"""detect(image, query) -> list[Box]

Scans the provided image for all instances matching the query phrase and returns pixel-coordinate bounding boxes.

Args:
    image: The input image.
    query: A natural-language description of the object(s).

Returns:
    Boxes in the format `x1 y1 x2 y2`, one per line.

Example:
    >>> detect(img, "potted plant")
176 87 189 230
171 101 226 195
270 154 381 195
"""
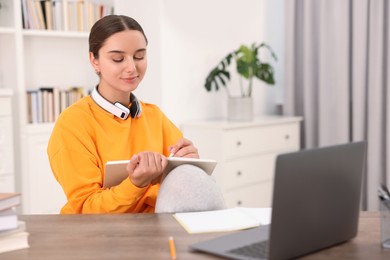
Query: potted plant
204 42 277 121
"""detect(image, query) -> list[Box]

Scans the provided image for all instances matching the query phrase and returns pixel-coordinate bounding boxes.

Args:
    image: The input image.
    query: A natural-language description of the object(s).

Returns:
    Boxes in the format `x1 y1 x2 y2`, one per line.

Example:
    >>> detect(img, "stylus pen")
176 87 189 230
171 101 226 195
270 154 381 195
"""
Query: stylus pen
169 236 177 259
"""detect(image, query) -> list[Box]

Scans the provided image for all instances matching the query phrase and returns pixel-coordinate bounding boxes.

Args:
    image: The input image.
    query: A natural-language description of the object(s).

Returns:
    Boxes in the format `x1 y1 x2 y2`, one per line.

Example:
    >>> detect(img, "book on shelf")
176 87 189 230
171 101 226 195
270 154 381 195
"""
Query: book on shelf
26 86 89 124
45 0 54 30
67 0 77 31
37 89 43 123
0 193 21 212
21 0 114 32
0 221 29 254
76 0 84 32
40 87 53 123
25 0 36 29
53 0 64 31
26 90 33 124
21 0 30 29
34 0 46 30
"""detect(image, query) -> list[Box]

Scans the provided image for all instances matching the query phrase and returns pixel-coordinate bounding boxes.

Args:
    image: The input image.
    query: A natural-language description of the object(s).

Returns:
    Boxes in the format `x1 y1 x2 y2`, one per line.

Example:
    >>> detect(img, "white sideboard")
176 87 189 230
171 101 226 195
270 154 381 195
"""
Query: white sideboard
181 116 302 208
0 89 15 192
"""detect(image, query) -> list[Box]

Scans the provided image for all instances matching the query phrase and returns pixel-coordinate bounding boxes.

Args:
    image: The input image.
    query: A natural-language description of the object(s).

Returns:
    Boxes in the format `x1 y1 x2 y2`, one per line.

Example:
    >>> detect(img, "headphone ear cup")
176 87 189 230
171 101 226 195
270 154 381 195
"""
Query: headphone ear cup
114 102 130 119
129 100 141 118
129 93 142 118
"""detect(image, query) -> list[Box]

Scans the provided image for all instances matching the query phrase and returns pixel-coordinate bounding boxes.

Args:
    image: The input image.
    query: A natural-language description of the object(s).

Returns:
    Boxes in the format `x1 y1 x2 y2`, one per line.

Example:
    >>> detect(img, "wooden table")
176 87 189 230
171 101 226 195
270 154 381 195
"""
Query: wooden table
2 211 389 259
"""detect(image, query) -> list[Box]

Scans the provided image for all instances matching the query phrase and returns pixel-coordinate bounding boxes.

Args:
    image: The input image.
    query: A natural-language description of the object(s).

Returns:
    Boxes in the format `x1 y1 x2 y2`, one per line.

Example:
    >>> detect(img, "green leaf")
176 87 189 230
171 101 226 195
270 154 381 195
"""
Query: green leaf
236 59 251 79
255 63 275 85
204 42 277 95
216 73 228 86
256 43 278 61
204 67 230 92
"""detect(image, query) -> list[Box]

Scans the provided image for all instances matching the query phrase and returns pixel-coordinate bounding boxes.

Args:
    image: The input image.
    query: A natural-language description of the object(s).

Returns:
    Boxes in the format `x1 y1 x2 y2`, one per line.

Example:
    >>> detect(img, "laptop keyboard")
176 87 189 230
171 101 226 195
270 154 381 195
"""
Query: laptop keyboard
227 240 268 259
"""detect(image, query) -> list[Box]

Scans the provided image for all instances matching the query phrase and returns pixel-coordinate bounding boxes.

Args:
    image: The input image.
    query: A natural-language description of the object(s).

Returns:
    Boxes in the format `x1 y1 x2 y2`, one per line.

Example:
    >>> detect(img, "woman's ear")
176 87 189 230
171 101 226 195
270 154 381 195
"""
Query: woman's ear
89 52 100 73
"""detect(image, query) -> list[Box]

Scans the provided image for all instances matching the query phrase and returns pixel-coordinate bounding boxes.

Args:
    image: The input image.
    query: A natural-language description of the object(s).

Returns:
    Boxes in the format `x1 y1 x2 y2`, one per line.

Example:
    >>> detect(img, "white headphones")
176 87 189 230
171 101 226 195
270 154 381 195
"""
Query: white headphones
91 86 142 120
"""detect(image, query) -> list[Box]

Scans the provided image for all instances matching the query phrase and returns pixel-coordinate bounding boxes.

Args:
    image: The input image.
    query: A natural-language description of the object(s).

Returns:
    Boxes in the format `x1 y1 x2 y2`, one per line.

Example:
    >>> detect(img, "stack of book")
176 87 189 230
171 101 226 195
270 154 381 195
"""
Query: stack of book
0 193 29 254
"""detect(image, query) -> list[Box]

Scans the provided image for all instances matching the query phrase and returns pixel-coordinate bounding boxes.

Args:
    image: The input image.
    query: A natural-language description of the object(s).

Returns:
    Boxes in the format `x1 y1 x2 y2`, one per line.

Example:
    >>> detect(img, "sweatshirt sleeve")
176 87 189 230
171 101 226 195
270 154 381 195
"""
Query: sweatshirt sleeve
49 147 156 213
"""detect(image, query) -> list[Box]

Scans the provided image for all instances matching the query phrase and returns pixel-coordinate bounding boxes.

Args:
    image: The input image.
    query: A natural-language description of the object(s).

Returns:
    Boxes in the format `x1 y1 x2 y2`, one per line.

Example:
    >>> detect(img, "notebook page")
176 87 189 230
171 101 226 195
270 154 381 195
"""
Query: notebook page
173 207 271 234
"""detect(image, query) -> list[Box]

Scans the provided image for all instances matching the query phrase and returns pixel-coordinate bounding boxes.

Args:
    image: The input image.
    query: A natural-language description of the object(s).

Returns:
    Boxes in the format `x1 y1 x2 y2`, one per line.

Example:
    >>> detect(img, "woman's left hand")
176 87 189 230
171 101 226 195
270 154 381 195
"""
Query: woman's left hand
127 151 168 187
168 138 199 158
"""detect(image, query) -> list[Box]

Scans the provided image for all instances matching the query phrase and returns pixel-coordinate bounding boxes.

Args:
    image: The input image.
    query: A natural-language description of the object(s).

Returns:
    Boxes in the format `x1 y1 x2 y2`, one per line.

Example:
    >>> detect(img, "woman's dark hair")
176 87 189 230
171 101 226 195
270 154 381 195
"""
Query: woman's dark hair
89 15 148 58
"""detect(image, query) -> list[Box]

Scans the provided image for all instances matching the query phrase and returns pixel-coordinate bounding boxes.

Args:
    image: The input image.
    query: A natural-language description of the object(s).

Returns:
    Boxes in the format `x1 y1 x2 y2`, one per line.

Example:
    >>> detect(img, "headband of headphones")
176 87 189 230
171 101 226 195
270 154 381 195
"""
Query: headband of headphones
91 86 142 120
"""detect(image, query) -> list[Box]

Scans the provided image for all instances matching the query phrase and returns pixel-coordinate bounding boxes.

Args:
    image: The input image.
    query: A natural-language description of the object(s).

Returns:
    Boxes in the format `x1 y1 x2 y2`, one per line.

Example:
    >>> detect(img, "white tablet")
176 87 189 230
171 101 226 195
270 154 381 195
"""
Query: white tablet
103 157 217 188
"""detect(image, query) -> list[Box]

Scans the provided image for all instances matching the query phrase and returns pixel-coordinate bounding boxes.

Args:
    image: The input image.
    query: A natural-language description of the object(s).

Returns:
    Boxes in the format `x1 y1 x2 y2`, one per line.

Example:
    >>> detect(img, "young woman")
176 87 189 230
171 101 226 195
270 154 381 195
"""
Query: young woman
47 15 200 214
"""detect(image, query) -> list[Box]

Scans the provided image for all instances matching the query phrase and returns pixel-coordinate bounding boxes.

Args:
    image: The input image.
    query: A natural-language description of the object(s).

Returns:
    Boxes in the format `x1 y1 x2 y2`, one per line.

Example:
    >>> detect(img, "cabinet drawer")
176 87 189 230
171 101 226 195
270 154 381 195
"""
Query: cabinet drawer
223 153 276 190
0 97 11 115
224 181 273 208
222 123 299 159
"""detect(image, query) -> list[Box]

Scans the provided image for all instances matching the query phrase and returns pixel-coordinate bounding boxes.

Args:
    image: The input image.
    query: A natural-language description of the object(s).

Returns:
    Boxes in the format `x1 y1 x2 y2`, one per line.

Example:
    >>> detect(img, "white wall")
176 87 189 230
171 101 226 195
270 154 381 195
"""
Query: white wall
115 0 284 125
114 0 163 105
263 0 285 114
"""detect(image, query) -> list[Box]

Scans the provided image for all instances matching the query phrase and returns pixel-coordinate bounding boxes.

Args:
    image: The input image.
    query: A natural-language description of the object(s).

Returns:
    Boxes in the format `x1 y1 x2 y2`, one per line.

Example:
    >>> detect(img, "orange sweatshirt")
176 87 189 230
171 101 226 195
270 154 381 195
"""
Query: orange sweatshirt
47 96 183 214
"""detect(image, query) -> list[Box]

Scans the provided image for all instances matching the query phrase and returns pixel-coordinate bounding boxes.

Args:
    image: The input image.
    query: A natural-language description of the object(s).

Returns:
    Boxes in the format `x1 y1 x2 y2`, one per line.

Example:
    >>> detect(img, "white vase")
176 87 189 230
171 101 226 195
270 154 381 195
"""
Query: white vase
227 96 253 121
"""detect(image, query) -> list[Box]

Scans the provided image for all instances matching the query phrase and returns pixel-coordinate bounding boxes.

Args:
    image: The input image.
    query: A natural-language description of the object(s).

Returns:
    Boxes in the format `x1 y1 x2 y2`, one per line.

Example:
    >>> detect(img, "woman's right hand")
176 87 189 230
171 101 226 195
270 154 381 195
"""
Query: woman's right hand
126 151 168 187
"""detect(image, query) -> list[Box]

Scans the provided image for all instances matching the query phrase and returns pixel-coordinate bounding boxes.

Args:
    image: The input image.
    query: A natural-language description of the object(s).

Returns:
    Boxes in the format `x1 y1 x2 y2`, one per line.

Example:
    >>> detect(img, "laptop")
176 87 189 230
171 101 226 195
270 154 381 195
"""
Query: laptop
190 141 366 260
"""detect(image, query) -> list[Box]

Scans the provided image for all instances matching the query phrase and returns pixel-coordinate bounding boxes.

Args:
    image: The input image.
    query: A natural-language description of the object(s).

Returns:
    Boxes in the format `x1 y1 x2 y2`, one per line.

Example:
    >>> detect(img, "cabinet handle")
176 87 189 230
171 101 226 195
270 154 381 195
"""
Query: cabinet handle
285 134 290 140
236 141 242 147
237 200 242 206
237 171 242 176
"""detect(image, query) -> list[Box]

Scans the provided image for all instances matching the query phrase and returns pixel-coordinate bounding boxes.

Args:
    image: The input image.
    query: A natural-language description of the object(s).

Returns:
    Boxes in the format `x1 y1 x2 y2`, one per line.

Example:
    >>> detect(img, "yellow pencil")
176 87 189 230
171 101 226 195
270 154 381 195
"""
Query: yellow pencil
169 236 177 260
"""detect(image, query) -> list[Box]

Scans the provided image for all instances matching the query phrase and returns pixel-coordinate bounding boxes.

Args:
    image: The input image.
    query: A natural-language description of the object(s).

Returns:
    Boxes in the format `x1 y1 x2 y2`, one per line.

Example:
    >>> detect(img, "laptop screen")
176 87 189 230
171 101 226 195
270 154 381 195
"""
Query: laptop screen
268 141 366 259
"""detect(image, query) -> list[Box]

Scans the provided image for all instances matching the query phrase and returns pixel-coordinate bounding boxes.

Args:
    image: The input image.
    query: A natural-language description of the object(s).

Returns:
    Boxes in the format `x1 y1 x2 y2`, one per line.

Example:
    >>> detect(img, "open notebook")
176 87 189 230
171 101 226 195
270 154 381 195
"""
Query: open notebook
173 207 272 234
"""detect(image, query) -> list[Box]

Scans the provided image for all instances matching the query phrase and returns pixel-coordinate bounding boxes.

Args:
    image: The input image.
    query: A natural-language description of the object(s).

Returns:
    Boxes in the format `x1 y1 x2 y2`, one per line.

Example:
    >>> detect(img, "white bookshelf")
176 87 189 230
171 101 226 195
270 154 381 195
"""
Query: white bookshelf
0 0 113 213
0 27 14 33
0 89 15 193
22 30 89 38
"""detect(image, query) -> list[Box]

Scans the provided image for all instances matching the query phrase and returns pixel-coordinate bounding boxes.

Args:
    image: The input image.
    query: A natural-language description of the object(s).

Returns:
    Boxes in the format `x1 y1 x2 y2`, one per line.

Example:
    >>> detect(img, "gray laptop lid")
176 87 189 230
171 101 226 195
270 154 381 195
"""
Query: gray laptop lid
190 141 366 260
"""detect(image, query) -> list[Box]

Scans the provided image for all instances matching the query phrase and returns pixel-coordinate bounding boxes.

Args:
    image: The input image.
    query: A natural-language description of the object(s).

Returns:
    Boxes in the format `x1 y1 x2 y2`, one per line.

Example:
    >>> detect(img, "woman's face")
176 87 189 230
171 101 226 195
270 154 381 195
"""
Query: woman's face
90 29 147 104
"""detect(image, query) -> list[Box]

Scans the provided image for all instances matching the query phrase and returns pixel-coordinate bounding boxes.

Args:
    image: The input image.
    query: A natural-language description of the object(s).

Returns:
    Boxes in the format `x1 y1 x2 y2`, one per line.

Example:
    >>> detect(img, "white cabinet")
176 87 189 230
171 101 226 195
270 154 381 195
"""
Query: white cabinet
21 125 66 214
181 116 302 208
0 89 15 192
